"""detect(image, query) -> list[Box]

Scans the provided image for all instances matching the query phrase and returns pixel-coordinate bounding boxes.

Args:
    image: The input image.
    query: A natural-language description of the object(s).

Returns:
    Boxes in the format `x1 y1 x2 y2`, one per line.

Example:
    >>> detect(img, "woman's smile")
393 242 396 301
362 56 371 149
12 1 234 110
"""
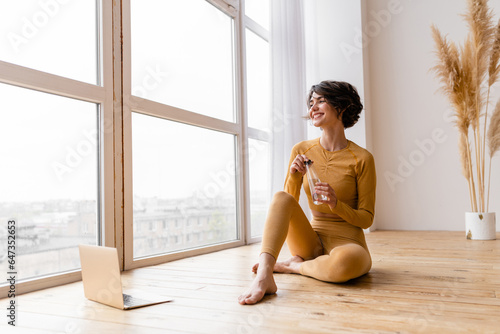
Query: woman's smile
312 112 324 120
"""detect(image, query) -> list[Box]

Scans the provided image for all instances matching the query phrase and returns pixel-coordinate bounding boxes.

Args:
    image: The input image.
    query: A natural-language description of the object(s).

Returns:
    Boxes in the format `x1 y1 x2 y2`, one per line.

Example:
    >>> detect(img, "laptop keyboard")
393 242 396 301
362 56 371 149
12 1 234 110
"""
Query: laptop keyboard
123 293 150 307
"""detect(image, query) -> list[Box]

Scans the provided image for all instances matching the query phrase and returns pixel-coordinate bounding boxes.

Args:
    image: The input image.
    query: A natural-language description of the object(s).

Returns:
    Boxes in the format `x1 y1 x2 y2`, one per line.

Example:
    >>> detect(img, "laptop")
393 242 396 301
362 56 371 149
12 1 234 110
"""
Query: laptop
78 244 172 310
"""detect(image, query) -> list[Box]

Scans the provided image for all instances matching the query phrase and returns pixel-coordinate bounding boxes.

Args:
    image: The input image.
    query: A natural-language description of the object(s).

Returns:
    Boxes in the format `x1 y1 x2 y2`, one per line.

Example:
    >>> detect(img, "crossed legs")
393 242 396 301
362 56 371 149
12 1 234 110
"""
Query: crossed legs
300 243 371 282
238 191 371 305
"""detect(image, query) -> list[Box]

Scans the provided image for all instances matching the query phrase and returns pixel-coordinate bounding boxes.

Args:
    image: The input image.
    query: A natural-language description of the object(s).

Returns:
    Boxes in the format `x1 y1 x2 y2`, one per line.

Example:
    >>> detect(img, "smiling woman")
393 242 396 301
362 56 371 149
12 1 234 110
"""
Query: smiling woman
307 81 364 130
239 80 376 305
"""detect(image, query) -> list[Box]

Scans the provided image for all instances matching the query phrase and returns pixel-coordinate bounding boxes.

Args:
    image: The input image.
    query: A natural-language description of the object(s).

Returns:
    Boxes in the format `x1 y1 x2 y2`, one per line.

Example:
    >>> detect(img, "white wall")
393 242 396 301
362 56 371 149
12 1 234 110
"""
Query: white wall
366 0 500 231
304 0 368 148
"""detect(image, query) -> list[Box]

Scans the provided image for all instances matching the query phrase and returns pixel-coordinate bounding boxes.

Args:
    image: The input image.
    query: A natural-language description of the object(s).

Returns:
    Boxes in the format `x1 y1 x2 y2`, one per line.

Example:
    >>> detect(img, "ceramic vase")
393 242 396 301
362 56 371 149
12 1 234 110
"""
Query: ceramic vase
465 212 496 240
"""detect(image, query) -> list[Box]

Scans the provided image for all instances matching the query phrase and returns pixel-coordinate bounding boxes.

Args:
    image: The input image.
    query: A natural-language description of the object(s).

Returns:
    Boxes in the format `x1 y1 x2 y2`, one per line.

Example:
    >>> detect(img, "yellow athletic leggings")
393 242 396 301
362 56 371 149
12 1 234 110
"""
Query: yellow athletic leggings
261 191 372 282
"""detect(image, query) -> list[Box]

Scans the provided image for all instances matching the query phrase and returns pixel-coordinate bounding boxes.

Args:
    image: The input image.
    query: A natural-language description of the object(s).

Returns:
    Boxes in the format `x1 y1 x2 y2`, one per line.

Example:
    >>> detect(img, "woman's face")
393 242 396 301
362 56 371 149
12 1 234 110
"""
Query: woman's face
308 92 341 128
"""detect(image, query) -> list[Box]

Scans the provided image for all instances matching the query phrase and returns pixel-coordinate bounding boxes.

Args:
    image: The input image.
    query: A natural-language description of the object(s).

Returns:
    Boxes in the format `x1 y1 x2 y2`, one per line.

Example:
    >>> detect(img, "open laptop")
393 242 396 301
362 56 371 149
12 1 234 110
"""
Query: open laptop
78 244 172 310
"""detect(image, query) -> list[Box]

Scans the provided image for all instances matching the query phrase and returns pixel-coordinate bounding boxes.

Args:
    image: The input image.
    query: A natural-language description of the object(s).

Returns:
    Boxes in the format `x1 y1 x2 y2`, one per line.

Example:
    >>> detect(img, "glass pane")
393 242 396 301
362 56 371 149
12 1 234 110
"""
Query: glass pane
0 1 99 85
132 112 238 258
245 0 269 30
248 139 271 237
131 0 235 122
246 29 270 130
0 83 99 284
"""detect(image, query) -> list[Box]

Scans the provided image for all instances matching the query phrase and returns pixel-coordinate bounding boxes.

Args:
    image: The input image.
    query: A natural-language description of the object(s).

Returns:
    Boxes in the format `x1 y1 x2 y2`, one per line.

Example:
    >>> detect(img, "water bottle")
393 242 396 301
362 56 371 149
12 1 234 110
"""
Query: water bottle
305 159 328 205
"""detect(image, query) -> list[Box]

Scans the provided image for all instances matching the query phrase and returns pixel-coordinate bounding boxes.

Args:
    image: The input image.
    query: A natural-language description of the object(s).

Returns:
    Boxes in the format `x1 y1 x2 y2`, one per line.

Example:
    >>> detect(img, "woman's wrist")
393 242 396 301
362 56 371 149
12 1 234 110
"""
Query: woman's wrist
328 198 339 213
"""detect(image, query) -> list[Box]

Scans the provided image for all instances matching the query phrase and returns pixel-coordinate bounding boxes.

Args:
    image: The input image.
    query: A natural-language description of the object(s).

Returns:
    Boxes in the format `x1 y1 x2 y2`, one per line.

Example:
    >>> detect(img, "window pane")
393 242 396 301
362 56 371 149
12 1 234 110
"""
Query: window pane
131 0 235 122
0 83 99 283
0 1 99 85
246 29 270 130
248 139 271 237
245 0 269 30
132 112 238 258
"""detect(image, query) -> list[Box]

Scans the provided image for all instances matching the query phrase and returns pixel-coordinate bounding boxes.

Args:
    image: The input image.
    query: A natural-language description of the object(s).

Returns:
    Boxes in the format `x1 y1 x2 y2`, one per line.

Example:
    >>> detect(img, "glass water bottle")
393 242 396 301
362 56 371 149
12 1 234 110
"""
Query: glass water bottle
305 159 328 205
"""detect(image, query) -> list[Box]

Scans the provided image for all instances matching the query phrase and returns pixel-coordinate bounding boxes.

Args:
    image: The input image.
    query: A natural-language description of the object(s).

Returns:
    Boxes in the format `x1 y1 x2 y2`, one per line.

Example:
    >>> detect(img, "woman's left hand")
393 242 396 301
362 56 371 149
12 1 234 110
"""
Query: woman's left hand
314 182 338 209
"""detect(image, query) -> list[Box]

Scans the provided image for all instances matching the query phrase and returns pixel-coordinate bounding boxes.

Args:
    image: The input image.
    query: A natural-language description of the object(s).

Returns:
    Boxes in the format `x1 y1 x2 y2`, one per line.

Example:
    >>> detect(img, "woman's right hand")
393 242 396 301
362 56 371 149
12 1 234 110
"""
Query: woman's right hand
290 154 310 175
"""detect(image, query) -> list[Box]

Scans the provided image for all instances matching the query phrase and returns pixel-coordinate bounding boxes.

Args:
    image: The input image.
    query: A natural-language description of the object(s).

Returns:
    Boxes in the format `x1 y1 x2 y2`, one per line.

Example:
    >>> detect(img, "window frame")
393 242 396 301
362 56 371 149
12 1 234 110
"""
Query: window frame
122 0 248 270
0 0 115 297
243 0 271 244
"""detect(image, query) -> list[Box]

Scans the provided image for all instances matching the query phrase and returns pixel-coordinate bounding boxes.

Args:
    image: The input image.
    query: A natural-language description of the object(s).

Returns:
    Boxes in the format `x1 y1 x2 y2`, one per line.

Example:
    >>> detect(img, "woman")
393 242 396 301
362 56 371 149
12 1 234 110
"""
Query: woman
238 80 376 305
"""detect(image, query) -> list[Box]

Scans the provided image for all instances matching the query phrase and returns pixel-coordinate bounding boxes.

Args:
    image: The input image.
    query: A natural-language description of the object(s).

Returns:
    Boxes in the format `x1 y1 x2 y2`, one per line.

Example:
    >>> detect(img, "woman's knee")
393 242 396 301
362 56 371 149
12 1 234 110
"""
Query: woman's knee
323 246 371 283
271 191 295 207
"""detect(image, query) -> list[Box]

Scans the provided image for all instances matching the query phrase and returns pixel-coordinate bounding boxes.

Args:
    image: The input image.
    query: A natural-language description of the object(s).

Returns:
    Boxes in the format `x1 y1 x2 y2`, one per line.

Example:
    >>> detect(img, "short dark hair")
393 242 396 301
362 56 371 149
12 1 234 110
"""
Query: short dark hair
307 81 363 129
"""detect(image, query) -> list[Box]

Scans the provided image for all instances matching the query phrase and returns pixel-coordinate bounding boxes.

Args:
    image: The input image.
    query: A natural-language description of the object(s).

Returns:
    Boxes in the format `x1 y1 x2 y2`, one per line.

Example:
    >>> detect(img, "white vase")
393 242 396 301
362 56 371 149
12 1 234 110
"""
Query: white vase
465 212 496 240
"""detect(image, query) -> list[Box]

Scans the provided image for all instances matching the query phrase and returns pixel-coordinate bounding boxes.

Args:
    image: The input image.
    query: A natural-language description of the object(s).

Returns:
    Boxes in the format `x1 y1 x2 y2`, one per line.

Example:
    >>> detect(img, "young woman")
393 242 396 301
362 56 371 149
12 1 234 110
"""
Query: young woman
238 80 376 305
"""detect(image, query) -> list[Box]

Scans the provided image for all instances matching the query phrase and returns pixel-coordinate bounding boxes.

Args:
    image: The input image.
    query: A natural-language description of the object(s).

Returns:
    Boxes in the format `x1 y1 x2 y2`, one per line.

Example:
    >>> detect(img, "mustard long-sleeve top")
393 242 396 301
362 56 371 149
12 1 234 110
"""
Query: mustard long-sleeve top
284 138 377 229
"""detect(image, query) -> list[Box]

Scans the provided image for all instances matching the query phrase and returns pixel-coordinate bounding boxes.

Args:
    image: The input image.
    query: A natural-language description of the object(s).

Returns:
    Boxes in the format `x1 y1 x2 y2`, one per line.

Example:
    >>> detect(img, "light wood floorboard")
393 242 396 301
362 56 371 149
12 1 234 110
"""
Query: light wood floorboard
1 231 499 333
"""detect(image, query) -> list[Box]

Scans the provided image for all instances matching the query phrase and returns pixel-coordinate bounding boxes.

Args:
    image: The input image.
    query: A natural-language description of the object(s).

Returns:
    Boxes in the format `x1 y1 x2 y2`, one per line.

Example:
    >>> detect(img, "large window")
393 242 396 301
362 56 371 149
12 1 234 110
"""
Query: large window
0 0 113 294
125 0 243 267
0 0 272 295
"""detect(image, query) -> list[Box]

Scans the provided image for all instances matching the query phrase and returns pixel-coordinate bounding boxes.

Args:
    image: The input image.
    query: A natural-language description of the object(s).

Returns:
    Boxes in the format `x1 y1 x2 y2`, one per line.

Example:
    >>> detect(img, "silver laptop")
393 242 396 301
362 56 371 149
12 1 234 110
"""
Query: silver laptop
78 244 172 310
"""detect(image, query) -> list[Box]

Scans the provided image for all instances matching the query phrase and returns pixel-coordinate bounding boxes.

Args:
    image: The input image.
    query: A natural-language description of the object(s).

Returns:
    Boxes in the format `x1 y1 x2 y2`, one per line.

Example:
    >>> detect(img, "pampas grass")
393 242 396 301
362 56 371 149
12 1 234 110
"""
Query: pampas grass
459 132 474 210
488 19 500 86
432 0 500 213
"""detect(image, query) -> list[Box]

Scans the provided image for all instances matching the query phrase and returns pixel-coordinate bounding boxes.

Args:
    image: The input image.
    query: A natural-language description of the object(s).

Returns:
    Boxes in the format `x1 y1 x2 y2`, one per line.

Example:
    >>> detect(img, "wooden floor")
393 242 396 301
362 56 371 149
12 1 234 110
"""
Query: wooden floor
1 231 499 333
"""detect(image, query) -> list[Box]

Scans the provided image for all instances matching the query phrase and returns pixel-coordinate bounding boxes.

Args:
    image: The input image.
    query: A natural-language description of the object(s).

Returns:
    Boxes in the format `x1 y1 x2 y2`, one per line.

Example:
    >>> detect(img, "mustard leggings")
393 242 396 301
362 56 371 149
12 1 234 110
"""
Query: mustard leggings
261 191 372 282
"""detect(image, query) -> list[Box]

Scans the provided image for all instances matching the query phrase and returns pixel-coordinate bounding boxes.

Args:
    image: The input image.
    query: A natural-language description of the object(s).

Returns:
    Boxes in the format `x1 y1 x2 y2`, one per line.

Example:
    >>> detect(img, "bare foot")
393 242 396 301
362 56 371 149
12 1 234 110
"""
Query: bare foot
238 272 277 305
252 255 304 275
274 255 304 274
239 253 278 305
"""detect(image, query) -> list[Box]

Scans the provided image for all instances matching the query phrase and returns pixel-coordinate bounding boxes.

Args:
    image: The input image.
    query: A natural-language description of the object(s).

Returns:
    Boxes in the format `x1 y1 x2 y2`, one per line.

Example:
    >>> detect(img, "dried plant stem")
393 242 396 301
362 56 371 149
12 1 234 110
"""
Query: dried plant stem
487 157 492 212
472 103 485 212
471 125 481 211
466 137 478 212
482 88 490 211
466 155 475 212
472 46 482 211
463 171 474 211
460 132 474 211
